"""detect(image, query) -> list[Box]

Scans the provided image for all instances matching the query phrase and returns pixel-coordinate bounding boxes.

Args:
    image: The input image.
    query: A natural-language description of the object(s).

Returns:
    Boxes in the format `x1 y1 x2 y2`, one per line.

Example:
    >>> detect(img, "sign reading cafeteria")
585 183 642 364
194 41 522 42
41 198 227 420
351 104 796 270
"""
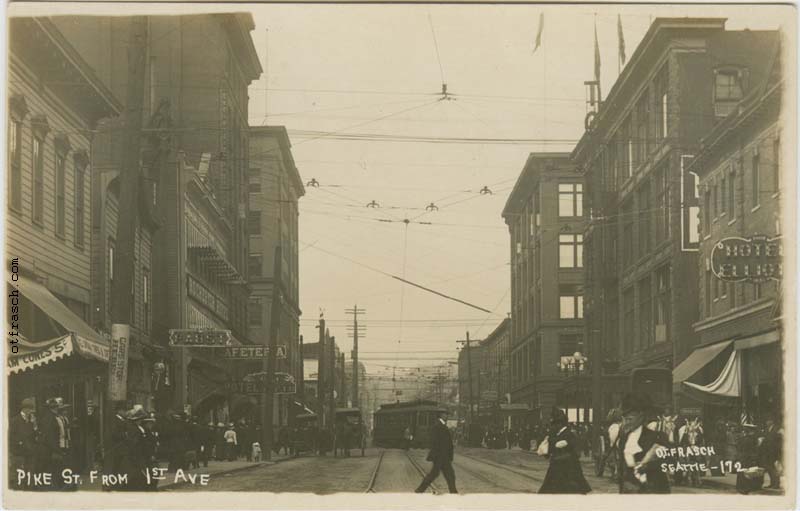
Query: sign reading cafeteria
168 328 233 347
710 235 782 282
221 345 287 359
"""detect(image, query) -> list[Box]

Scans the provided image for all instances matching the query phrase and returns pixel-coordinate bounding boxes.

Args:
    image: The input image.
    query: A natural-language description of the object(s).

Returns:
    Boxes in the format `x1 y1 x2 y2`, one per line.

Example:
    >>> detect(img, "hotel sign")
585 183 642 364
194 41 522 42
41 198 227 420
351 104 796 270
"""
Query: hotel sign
711 235 782 282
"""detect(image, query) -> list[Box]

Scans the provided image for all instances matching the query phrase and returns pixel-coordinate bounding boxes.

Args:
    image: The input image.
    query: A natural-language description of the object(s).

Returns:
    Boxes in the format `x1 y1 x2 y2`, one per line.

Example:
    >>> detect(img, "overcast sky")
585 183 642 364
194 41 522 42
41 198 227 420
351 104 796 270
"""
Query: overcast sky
239 4 789 377
12 2 791 380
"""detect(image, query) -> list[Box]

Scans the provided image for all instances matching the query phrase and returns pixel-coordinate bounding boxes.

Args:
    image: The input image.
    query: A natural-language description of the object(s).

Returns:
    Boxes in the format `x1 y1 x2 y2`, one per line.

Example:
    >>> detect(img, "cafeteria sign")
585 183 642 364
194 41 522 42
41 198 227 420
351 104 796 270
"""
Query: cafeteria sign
169 328 232 347
710 235 782 283
221 345 287 359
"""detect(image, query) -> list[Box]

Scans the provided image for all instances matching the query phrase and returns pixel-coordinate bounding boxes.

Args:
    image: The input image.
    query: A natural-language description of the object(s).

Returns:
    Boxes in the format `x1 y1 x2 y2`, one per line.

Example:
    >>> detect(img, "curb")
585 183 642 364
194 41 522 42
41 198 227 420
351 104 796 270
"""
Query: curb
159 457 296 491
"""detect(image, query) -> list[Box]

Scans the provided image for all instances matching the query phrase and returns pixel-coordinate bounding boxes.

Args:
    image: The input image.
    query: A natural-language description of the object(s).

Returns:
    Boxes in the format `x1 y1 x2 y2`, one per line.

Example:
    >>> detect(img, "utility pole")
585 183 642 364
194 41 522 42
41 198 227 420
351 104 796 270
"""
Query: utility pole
111 17 147 329
345 305 365 409
317 316 325 429
457 332 475 427
327 332 336 443
298 334 304 403
262 245 282 461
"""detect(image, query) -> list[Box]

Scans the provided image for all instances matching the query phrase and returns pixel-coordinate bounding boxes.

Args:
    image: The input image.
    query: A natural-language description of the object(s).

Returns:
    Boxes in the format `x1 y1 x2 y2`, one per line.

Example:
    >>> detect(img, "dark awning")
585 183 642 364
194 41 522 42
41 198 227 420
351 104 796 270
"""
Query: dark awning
672 340 733 383
7 274 110 367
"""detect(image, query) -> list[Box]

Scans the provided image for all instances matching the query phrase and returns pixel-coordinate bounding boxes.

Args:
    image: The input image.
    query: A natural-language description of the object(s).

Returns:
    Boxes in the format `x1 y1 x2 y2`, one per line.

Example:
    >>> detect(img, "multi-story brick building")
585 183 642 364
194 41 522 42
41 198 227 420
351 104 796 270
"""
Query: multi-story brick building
247 126 304 427
54 14 263 418
573 18 779 419
7 17 120 472
502 153 585 422
676 40 784 428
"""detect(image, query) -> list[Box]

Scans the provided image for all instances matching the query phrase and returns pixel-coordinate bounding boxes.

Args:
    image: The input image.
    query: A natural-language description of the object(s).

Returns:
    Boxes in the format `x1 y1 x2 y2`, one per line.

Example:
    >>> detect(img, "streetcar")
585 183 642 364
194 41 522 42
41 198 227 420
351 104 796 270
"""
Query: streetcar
372 400 446 448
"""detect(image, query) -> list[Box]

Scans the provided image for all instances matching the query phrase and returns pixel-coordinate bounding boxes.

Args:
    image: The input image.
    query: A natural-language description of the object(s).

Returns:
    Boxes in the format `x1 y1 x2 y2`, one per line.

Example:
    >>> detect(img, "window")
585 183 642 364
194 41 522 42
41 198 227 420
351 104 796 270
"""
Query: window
55 151 66 237
32 137 44 224
249 168 262 194
558 334 583 367
654 63 669 140
559 285 583 319
247 210 261 234
712 182 719 219
623 287 635 354
558 234 583 268
8 119 22 211
558 183 583 217
637 182 651 257
705 268 712 318
655 166 669 244
635 94 648 167
248 297 263 326
772 137 780 194
655 266 670 343
143 268 151 333
703 189 712 235
248 253 263 277
715 70 743 101
74 159 86 248
108 238 115 317
714 69 744 117
728 167 736 221
622 201 634 268
752 151 760 208
638 277 652 349
721 176 727 215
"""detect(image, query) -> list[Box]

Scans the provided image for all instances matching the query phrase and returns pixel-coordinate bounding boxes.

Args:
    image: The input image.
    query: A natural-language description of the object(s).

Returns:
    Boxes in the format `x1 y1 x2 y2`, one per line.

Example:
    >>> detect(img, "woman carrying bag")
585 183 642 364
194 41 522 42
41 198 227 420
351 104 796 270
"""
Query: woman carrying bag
537 408 592 494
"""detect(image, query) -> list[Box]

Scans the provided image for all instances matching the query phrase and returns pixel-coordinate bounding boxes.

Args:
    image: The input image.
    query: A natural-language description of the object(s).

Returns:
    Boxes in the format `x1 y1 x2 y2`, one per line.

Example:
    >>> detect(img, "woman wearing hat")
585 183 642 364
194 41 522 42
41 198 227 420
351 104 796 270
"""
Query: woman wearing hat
538 407 591 494
224 423 238 461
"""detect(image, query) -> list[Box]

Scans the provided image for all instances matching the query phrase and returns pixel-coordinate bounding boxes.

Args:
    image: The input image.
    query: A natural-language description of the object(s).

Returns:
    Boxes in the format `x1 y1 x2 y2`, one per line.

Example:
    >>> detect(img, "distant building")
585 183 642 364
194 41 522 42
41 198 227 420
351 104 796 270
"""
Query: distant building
573 18 779 419
680 41 783 424
248 126 305 428
502 153 585 422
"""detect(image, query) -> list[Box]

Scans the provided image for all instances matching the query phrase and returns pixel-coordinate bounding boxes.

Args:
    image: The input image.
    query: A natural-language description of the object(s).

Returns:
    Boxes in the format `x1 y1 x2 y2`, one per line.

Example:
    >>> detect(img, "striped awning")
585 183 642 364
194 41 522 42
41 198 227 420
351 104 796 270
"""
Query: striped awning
7 333 109 375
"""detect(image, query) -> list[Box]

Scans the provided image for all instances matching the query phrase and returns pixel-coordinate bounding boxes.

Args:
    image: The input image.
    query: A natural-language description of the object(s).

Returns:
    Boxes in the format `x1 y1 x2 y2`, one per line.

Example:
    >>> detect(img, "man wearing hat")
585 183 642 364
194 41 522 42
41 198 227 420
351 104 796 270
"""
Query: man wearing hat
9 398 38 487
38 397 70 489
123 406 150 491
415 409 457 493
617 392 670 494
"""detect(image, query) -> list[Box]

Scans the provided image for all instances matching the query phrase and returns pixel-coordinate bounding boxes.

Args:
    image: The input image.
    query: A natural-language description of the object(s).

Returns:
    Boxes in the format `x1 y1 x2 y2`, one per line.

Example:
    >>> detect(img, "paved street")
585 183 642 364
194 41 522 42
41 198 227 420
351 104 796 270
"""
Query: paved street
167 447 751 494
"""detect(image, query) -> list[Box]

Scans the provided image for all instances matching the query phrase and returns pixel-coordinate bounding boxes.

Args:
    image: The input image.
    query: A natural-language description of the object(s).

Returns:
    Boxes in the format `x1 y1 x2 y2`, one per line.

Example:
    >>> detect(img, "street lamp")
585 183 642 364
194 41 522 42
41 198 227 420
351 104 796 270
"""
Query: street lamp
556 352 590 423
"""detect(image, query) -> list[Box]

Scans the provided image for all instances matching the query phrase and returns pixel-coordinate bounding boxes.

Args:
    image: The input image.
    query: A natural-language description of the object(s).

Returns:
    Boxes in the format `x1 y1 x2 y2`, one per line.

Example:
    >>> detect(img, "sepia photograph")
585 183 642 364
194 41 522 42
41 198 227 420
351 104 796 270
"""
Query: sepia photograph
2 1 797 509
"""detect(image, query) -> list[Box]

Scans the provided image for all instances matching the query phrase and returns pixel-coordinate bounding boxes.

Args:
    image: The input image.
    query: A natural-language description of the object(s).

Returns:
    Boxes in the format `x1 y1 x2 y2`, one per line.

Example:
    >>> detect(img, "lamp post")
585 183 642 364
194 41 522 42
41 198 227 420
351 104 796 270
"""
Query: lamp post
556 352 589 423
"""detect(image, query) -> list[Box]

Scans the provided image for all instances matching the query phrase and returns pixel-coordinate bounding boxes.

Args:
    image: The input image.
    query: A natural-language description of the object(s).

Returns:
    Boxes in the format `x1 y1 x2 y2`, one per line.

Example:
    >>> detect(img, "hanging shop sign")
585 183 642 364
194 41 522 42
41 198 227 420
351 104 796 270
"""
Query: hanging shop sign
228 372 297 395
221 345 287 360
169 328 233 347
108 324 130 401
710 235 782 282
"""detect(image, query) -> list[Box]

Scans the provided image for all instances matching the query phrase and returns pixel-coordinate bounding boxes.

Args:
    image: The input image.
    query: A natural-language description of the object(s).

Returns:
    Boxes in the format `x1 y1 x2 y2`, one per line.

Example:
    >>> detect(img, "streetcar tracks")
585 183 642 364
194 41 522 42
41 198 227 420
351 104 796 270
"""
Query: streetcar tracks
364 450 385 493
456 452 541 481
405 451 440 495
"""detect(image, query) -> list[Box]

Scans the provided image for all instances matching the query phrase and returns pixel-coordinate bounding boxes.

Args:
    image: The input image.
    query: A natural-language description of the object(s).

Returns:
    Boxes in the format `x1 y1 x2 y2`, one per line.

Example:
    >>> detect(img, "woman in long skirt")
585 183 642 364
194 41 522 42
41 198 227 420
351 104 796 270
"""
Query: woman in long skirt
539 408 592 494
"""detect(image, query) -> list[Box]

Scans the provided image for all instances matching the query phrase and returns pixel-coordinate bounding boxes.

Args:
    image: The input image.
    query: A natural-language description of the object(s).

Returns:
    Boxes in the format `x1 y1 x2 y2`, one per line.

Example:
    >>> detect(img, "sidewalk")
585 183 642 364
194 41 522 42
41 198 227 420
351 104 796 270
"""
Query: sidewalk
77 453 294 491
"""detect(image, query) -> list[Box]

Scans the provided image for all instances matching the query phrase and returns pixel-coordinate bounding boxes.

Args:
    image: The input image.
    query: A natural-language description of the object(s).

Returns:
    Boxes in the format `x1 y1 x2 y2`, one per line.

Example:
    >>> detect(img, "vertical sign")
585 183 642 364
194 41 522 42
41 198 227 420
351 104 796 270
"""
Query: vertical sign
108 324 130 401
680 154 699 251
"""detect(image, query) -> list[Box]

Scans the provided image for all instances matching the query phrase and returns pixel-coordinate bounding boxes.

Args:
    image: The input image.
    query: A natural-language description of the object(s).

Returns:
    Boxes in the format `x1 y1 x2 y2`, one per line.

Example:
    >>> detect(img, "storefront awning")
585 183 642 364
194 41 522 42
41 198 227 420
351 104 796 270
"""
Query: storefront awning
7 274 110 372
7 333 109 374
683 349 741 397
672 340 733 383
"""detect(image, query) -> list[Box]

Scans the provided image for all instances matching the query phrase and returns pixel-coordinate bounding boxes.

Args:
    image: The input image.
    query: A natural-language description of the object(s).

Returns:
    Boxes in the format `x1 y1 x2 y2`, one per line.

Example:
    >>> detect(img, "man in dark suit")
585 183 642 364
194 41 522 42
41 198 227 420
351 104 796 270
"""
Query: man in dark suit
9 398 38 488
415 410 457 494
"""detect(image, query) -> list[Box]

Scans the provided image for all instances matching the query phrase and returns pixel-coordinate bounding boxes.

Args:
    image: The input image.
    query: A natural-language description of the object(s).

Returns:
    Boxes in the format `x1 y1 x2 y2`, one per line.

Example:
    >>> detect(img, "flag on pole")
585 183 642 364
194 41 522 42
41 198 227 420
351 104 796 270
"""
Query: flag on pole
618 14 627 66
594 18 601 82
533 13 544 53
